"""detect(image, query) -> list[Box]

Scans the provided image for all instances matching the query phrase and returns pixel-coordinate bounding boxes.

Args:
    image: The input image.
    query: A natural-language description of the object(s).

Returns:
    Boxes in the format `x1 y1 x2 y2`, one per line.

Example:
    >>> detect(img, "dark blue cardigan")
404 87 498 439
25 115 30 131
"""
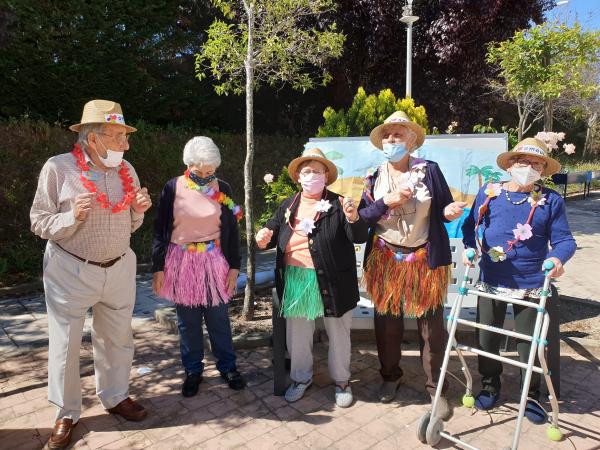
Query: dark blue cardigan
151 177 241 273
358 160 454 269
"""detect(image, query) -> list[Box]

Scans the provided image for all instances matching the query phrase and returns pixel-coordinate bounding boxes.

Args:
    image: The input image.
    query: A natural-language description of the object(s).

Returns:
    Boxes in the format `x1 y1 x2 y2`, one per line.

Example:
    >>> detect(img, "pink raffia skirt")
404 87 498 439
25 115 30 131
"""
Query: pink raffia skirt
160 240 231 307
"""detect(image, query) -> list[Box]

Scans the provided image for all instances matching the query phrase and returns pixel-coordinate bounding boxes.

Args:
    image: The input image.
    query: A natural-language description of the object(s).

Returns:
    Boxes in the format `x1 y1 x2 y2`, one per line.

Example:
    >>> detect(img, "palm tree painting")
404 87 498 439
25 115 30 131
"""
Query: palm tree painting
466 165 503 189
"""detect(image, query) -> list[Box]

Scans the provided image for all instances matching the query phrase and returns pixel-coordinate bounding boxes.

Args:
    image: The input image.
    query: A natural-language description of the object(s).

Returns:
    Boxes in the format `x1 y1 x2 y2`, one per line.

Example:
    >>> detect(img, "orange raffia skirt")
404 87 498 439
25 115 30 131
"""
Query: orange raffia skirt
363 236 451 318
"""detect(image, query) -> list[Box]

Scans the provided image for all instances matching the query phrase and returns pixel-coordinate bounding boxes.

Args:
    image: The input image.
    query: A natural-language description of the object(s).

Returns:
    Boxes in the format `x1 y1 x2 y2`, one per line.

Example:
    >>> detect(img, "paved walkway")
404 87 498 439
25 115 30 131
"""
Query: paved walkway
1 323 599 450
553 195 600 302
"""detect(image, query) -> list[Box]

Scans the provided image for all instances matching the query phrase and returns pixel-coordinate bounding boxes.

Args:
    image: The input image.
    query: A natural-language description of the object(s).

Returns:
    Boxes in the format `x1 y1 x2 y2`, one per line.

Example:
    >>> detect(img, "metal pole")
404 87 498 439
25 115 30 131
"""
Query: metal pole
400 1 418 99
406 22 412 98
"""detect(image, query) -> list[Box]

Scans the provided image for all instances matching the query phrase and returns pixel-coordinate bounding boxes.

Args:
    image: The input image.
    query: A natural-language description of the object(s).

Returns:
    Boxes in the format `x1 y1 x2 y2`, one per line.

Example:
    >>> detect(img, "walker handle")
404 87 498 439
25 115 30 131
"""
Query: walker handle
465 249 476 262
543 259 555 276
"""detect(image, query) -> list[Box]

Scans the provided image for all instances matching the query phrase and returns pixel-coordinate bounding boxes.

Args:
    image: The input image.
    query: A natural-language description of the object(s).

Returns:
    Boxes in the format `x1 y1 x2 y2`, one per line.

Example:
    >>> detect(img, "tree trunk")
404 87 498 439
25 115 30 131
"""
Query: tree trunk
543 99 553 131
584 112 598 158
242 4 255 320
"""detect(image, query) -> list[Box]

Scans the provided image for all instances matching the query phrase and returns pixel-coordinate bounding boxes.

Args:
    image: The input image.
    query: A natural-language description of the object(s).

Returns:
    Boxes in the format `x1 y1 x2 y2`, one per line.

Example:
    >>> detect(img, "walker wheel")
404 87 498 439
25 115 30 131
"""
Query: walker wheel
462 394 475 408
547 425 563 441
417 412 430 443
426 416 444 446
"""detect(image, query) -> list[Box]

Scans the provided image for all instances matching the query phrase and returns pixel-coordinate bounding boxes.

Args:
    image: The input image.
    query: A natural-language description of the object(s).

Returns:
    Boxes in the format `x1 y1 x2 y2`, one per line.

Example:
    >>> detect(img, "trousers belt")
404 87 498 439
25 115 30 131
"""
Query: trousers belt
381 240 427 255
56 244 125 268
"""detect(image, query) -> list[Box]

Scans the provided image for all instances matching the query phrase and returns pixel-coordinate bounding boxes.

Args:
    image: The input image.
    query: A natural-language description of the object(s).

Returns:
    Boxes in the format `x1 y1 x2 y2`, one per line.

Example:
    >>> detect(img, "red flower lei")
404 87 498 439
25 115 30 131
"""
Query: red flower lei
71 144 136 213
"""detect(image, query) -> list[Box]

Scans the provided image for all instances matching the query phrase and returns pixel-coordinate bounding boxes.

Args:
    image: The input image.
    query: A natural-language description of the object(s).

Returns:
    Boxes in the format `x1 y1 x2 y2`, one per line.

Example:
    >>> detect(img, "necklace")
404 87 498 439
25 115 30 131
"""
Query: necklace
286 191 327 235
71 144 135 213
504 189 529 205
184 170 243 221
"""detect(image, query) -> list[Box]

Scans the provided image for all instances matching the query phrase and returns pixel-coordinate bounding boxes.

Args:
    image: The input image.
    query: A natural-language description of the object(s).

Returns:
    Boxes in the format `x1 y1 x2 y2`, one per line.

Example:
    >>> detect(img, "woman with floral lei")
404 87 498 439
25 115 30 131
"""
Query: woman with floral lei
358 111 466 418
256 148 368 407
462 137 576 424
152 137 246 397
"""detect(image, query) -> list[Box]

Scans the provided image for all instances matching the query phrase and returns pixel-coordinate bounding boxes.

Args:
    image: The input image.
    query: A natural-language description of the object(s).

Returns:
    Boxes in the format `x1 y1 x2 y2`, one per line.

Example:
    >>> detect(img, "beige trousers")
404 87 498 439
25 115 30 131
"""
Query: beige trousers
286 310 353 385
43 241 136 422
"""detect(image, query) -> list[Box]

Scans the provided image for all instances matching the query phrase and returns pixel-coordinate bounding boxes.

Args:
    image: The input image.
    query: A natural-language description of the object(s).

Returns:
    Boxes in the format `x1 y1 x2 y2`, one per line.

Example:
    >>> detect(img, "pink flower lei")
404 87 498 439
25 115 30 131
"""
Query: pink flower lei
474 183 545 262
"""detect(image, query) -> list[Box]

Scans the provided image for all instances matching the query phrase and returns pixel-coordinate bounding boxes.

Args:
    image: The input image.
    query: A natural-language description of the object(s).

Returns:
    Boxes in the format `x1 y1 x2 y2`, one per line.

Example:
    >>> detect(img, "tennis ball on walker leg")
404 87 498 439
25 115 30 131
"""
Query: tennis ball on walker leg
462 394 475 408
546 426 562 441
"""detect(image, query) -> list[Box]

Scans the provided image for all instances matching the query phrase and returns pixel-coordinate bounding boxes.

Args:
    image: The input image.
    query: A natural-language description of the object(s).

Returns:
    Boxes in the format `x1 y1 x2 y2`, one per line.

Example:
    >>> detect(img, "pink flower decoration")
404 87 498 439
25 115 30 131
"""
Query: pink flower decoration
405 252 416 263
484 182 501 198
513 223 533 241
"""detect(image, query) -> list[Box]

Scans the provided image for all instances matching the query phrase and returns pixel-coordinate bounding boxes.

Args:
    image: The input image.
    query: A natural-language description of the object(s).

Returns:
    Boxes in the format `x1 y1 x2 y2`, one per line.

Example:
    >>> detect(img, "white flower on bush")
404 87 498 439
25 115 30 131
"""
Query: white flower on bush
263 173 274 184
535 131 560 150
563 143 576 155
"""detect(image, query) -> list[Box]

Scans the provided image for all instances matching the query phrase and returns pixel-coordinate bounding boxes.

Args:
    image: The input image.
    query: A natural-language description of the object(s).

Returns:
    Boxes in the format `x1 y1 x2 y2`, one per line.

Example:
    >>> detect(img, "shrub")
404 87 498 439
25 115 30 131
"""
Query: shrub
316 87 429 137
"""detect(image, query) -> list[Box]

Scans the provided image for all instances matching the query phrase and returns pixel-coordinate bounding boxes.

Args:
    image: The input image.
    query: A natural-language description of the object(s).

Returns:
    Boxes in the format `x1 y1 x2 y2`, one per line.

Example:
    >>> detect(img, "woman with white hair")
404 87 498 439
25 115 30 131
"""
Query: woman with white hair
358 111 466 418
152 136 246 397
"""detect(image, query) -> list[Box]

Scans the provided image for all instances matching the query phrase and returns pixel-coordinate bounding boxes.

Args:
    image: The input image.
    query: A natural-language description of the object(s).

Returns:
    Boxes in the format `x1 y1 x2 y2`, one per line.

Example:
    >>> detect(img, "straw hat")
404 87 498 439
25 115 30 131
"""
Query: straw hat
369 110 425 150
288 148 338 185
69 99 137 133
496 137 561 177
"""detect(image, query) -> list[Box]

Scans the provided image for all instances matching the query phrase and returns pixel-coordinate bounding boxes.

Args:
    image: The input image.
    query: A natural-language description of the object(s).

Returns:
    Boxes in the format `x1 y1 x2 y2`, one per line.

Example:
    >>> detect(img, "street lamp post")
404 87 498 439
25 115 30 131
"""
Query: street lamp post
400 0 419 98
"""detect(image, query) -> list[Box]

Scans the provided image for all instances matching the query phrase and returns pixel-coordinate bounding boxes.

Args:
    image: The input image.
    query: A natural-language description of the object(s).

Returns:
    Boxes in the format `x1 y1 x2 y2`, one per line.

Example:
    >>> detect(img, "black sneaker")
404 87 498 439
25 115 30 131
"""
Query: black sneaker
182 372 203 397
220 370 246 390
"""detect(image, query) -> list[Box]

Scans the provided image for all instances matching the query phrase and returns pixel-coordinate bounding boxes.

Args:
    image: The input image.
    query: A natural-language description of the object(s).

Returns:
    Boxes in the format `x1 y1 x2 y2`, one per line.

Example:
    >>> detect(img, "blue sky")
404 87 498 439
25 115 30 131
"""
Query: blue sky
546 0 600 30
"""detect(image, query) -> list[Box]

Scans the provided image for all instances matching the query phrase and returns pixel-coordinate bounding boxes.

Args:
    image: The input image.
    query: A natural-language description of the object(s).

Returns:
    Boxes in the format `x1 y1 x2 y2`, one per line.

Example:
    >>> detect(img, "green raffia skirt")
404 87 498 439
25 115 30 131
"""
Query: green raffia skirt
282 265 324 320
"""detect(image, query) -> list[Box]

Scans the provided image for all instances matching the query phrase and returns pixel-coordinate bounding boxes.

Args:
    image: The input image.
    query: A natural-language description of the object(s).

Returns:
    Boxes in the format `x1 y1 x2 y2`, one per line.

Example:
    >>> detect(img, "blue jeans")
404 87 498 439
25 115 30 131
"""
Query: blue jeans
175 303 237 375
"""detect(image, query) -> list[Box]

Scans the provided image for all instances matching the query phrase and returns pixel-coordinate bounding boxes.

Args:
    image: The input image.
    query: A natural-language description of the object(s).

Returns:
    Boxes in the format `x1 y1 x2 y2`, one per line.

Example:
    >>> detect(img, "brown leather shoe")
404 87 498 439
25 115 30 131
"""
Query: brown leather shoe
106 397 147 421
48 418 77 449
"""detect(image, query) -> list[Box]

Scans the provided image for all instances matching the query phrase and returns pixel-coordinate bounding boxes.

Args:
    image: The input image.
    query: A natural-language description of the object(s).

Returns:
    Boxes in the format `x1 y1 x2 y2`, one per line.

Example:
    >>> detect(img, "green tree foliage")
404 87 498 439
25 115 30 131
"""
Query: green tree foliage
316 87 428 137
0 0 233 128
487 22 600 133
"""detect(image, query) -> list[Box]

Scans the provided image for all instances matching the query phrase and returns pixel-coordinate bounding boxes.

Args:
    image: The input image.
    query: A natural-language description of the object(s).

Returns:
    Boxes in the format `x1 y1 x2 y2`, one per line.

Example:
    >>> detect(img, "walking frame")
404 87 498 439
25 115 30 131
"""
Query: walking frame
417 251 562 450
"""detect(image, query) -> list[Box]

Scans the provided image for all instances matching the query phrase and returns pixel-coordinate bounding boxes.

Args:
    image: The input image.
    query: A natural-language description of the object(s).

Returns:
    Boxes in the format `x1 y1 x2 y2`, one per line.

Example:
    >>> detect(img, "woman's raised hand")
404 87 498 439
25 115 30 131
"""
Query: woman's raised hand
255 227 273 249
383 186 412 209
340 196 359 222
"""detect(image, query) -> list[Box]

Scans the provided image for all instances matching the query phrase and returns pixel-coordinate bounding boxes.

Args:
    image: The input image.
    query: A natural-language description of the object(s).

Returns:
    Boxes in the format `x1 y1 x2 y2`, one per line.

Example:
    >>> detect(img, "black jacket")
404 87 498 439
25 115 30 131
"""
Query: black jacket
265 189 369 317
152 177 241 272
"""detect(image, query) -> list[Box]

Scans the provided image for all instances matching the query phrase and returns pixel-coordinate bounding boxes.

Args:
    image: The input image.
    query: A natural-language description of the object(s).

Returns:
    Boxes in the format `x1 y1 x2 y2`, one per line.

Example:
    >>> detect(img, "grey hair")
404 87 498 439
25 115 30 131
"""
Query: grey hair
77 123 105 147
183 136 221 168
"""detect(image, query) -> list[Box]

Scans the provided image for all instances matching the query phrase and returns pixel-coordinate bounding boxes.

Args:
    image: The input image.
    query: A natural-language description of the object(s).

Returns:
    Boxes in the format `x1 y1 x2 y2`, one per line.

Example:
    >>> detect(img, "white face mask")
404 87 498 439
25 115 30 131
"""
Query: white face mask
96 138 124 168
511 166 541 187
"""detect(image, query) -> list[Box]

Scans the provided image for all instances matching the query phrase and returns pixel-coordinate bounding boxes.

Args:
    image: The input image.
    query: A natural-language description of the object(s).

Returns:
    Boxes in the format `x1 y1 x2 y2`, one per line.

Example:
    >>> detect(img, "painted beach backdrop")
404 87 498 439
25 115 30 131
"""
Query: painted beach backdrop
306 134 509 238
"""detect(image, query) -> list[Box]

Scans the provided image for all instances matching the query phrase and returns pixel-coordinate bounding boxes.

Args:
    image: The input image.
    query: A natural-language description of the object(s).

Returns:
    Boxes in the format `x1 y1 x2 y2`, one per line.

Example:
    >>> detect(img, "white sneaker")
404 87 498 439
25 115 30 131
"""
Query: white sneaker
285 380 312 403
335 384 353 408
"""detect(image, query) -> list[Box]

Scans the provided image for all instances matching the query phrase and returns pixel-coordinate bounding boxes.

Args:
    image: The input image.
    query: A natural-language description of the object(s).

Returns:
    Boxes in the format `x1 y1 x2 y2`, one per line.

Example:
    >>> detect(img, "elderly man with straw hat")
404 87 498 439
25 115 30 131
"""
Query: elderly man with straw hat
256 148 368 408
462 137 575 422
358 111 466 418
30 100 152 449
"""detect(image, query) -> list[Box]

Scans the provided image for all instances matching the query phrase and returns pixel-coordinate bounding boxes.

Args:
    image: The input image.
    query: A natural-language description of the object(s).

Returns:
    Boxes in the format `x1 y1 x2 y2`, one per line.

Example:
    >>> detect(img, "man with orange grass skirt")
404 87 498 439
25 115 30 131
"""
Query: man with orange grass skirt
357 111 466 419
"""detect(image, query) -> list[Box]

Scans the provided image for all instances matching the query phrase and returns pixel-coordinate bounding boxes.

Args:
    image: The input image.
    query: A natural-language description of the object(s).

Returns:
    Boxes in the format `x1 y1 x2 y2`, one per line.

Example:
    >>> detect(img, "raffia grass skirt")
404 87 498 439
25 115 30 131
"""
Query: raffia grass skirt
363 241 451 318
282 265 324 320
160 241 230 307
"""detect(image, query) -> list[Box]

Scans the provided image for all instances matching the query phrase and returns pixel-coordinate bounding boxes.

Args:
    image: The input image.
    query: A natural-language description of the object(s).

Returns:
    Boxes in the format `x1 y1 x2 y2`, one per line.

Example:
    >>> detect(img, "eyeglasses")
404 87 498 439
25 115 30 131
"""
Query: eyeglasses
299 169 326 176
513 158 546 171
97 132 130 143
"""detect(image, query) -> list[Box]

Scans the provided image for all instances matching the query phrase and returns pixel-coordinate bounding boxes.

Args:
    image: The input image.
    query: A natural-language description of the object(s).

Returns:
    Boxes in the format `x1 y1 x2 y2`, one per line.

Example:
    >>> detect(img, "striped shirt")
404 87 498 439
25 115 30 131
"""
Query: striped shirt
30 149 144 262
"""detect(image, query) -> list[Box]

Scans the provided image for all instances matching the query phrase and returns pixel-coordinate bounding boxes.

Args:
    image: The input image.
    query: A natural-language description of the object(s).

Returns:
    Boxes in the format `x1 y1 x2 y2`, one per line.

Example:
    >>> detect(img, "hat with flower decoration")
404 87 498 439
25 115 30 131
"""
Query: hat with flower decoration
496 137 560 177
69 99 137 133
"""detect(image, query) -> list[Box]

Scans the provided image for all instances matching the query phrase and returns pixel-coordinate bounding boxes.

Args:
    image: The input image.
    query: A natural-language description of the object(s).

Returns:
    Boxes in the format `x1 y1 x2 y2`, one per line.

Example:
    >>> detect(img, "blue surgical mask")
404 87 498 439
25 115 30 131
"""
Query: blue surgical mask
189 171 216 186
382 142 408 162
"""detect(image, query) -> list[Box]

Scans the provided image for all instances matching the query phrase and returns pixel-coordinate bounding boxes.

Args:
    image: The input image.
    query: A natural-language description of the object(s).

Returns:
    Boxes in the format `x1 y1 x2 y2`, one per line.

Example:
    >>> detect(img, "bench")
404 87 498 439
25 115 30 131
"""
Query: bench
551 171 591 200
271 238 559 397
